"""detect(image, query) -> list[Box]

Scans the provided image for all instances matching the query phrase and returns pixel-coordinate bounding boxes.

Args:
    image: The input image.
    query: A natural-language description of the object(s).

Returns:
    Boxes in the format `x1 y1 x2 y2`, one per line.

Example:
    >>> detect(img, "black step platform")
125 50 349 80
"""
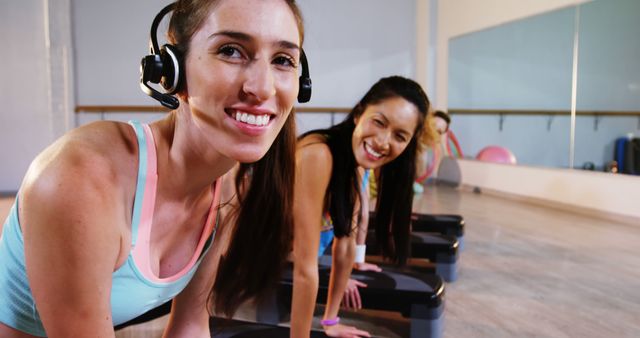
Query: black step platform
115 301 330 338
411 213 465 250
210 317 329 338
366 230 459 282
369 211 465 249
114 301 172 330
262 261 445 338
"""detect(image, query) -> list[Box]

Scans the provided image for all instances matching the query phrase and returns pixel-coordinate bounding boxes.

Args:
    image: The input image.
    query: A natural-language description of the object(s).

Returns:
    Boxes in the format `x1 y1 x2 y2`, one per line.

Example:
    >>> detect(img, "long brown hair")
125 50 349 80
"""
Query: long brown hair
213 115 296 316
167 0 304 316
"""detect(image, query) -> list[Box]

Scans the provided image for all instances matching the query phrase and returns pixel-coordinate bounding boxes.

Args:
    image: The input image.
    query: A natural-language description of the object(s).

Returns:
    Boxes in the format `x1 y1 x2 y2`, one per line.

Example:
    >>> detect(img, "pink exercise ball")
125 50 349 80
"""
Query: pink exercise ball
476 146 517 164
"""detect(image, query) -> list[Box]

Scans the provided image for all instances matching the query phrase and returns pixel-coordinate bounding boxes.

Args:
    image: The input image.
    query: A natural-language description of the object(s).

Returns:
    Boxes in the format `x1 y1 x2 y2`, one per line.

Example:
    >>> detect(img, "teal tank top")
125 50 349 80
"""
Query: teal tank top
0 121 219 336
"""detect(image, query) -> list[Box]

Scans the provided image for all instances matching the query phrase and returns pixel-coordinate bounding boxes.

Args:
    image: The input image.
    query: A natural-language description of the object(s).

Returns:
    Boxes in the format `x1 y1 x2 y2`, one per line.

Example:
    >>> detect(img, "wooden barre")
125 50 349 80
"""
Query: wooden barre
448 108 640 116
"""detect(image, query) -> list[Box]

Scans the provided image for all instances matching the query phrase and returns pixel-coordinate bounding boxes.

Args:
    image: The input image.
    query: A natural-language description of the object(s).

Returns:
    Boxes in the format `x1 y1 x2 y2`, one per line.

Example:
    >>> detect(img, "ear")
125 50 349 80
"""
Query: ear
353 109 363 124
352 103 364 125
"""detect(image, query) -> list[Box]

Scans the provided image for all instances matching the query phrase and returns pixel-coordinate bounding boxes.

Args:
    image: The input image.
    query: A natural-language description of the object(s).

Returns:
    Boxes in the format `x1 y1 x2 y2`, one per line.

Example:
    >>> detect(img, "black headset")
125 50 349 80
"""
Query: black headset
140 2 312 110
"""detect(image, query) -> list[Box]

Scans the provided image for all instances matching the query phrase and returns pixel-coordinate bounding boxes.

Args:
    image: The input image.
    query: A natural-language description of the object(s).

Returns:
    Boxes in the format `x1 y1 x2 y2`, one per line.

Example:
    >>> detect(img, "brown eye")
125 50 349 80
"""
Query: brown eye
218 45 243 59
273 55 295 68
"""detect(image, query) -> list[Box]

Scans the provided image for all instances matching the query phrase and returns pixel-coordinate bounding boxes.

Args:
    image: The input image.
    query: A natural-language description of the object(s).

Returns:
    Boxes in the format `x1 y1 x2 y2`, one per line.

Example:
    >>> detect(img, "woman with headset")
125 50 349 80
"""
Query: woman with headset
291 76 435 338
0 0 309 337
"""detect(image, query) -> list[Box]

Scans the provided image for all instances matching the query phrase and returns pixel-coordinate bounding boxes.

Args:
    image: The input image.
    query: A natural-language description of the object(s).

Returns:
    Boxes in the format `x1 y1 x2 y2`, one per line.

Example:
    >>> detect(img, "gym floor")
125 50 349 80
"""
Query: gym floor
1 185 638 337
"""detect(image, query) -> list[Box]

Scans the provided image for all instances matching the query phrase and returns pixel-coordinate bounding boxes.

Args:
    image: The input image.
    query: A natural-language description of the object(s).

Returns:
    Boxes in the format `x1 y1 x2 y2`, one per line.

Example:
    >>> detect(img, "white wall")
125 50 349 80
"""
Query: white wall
297 0 416 107
72 0 173 106
1 1 48 192
0 0 73 192
72 0 417 108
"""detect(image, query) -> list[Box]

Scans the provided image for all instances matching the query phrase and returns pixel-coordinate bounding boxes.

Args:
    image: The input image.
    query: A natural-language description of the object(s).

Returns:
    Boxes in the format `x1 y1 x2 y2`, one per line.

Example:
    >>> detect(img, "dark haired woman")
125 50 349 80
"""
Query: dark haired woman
0 0 306 337
291 76 435 338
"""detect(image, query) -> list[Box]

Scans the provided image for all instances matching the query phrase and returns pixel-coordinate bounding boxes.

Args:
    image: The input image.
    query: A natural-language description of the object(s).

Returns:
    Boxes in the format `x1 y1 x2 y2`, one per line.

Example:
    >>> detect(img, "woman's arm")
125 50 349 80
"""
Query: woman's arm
324 233 356 317
162 212 232 338
322 200 370 337
290 142 333 338
22 143 124 338
162 171 237 338
353 169 380 273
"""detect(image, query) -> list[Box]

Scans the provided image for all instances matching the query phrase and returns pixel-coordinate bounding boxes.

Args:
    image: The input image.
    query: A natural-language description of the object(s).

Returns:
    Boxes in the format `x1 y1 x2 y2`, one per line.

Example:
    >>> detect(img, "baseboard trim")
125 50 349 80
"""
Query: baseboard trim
0 191 17 198
460 183 640 225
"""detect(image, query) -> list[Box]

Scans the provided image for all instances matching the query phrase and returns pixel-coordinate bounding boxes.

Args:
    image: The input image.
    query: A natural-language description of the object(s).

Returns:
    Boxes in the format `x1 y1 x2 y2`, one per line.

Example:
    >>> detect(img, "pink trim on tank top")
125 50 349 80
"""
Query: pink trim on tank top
132 124 222 283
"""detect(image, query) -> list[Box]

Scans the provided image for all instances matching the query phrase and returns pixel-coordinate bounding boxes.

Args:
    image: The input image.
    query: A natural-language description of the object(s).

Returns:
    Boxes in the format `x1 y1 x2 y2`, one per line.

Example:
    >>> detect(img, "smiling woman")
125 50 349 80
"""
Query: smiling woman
0 0 308 337
291 76 433 338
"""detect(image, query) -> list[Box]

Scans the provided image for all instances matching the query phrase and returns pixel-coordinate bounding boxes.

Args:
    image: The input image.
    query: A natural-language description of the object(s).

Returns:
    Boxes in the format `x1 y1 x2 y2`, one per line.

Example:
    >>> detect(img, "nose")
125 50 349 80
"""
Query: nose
242 58 276 102
375 130 391 151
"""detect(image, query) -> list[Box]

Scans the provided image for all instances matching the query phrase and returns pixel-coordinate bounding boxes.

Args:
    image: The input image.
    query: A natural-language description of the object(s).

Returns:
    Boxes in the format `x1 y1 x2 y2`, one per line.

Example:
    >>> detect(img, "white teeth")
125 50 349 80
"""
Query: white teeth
247 114 256 125
234 111 270 126
365 143 382 158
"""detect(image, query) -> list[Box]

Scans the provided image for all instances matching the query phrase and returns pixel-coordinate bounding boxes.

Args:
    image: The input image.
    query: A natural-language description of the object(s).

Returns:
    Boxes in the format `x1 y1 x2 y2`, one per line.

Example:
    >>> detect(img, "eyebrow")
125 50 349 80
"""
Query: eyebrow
209 30 300 51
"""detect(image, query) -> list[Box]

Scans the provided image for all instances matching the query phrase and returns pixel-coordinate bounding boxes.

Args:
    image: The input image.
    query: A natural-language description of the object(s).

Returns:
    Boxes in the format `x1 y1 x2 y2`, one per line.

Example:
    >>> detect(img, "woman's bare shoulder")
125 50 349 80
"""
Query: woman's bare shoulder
297 133 332 163
297 133 328 148
20 121 140 222
18 121 140 268
296 134 333 184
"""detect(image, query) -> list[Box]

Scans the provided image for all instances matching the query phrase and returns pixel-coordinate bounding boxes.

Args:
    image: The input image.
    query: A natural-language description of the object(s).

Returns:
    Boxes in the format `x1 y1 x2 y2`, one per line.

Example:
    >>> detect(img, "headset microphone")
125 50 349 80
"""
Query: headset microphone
140 2 312 109
139 3 181 109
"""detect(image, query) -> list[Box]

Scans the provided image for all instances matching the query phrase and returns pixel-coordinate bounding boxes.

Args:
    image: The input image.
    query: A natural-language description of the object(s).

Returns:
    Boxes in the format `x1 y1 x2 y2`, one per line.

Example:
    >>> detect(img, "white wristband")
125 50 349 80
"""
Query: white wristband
354 244 366 263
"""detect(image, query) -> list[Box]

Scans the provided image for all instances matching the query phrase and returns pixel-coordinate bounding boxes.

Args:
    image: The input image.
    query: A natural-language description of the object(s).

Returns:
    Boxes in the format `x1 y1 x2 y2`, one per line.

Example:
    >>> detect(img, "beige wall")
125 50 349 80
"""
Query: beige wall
456 159 640 219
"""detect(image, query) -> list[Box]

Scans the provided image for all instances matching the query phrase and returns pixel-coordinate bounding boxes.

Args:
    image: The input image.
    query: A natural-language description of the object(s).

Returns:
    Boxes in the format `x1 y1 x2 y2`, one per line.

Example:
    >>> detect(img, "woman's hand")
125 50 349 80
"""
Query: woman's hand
323 323 371 338
341 278 366 310
353 262 382 272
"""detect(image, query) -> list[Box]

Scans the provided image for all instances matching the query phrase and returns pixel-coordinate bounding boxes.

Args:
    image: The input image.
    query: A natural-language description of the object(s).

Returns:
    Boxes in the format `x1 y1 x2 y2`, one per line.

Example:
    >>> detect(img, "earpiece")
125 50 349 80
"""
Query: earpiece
297 49 312 103
140 2 312 108
140 3 182 109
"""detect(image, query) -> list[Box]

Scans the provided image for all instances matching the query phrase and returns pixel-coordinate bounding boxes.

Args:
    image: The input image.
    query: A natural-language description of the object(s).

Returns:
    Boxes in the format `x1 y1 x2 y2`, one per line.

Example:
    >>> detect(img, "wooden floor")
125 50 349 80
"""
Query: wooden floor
416 185 640 338
2 185 639 337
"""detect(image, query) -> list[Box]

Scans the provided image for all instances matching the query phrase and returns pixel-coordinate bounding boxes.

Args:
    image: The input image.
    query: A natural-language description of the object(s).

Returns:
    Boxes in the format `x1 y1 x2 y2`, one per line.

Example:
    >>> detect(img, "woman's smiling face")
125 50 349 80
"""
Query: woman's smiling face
351 96 419 169
182 0 301 163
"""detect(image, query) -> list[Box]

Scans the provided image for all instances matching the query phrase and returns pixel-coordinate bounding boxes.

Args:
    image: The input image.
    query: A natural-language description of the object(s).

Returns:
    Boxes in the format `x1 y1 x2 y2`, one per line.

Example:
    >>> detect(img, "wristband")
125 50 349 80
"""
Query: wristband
354 244 366 263
321 317 340 326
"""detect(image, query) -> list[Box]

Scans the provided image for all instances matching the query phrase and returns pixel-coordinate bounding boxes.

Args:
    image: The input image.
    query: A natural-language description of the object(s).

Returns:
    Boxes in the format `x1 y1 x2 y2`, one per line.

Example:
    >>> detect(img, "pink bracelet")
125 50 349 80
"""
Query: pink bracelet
320 317 340 326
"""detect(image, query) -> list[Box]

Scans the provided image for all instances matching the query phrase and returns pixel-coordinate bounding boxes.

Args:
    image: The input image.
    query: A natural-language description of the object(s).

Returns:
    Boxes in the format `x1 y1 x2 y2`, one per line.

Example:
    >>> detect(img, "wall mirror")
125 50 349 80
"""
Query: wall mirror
447 0 640 173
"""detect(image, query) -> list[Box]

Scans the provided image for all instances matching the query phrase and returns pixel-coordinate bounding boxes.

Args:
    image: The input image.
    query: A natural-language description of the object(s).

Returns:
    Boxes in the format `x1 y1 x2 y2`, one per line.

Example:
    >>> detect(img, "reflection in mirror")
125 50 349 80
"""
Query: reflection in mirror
447 7 576 168
447 0 640 173
574 0 640 174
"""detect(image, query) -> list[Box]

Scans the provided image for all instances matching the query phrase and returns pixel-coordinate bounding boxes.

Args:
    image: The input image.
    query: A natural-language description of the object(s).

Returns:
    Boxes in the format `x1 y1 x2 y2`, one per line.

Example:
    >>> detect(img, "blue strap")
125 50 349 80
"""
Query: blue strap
361 169 370 192
128 120 148 246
